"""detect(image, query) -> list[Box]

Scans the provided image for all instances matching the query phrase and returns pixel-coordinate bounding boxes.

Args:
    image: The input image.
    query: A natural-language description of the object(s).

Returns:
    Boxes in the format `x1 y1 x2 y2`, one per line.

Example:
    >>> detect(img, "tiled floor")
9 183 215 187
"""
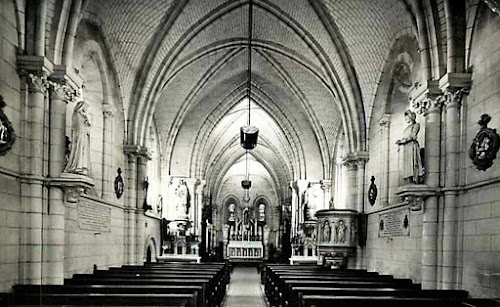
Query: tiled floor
223 267 267 307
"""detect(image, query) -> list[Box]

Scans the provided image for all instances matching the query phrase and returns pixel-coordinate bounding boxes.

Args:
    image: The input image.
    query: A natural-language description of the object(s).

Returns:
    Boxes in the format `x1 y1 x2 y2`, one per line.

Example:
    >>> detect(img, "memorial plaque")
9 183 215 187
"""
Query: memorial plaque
378 207 410 237
78 199 111 232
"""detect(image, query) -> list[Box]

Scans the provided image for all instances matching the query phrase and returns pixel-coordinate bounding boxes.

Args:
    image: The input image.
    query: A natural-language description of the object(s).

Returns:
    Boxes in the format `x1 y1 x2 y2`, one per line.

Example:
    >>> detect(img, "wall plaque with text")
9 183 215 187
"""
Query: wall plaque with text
378 207 410 237
78 200 111 232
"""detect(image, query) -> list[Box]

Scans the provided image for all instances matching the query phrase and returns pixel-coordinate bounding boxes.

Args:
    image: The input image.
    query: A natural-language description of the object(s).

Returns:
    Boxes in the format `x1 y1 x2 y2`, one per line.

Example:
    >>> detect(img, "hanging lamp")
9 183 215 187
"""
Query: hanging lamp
240 0 259 151
241 0 258 194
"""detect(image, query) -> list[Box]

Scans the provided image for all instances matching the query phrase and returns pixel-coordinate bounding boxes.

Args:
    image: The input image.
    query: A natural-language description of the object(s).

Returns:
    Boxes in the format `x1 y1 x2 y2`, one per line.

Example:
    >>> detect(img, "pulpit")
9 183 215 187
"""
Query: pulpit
315 209 358 269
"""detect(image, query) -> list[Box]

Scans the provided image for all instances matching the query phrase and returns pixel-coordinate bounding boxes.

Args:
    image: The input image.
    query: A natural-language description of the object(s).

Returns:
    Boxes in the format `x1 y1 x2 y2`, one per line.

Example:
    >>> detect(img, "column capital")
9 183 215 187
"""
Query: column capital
443 87 470 109
28 72 49 94
320 179 332 190
379 114 391 127
439 73 472 109
296 179 309 194
103 104 115 118
342 151 368 168
409 80 443 115
48 80 77 102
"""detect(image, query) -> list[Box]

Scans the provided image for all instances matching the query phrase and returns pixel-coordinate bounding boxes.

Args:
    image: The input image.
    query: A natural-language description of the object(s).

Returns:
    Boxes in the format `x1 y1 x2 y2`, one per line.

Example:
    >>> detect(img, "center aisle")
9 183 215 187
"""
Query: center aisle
222 266 267 307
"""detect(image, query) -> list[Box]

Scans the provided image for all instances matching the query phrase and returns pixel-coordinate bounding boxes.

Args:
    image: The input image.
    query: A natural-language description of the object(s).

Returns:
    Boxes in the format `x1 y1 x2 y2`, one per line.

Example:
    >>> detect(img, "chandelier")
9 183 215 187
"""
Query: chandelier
240 0 258 197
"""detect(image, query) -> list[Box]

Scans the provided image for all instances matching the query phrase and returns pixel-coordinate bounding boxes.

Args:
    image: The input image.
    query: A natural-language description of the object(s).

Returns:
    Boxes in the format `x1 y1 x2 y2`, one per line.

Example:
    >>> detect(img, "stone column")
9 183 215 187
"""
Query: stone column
136 151 150 263
441 80 470 289
289 181 298 238
412 85 443 289
101 105 114 199
320 180 332 211
19 73 49 284
184 178 198 235
125 150 138 264
342 159 358 211
44 81 69 284
355 158 367 213
195 180 206 238
379 114 391 206
296 180 309 225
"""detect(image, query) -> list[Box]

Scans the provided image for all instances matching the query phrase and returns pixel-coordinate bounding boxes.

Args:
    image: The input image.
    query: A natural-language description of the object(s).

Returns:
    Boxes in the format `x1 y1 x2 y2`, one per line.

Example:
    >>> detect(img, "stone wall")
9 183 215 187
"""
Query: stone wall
459 5 500 298
0 0 22 292
64 196 126 277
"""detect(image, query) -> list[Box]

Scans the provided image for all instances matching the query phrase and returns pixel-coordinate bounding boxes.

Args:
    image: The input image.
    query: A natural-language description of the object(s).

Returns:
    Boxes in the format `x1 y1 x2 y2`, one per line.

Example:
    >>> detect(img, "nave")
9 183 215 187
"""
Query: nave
0 0 499 305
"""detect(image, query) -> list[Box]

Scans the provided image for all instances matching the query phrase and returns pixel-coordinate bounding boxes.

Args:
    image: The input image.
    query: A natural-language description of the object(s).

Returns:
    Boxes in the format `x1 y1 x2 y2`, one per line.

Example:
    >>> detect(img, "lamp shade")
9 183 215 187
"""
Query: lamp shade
240 125 259 150
241 179 252 189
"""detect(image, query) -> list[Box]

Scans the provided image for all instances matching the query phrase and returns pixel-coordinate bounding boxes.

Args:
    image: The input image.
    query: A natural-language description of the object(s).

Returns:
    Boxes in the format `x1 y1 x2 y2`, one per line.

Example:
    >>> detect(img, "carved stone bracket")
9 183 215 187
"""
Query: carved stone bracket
49 172 95 203
396 184 436 212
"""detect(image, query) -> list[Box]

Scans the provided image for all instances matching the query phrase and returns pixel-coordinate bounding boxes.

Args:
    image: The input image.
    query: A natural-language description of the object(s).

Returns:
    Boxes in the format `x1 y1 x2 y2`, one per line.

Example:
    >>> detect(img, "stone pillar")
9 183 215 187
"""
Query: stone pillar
296 180 309 225
355 158 367 213
44 81 69 284
101 105 114 199
342 159 358 211
195 180 206 238
136 153 148 263
19 72 49 284
440 74 470 289
379 114 391 206
320 180 332 211
412 83 443 289
289 181 298 238
125 149 138 264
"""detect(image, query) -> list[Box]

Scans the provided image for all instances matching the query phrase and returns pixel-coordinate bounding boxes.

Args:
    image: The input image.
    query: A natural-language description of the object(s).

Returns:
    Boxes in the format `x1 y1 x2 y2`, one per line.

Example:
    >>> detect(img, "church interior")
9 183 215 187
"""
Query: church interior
0 0 499 306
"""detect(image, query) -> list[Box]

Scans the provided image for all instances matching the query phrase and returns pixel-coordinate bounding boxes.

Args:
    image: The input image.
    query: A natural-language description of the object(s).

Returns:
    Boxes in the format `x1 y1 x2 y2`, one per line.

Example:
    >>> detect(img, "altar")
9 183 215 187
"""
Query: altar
223 205 268 262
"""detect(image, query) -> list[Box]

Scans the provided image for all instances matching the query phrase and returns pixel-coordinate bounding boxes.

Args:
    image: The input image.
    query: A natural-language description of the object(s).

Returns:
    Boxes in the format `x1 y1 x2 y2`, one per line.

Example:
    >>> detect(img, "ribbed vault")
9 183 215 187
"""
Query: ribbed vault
78 0 417 204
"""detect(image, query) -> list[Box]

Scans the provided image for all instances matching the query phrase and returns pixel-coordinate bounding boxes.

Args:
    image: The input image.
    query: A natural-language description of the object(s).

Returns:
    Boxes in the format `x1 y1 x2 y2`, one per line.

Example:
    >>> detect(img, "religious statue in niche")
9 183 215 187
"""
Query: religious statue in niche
396 110 424 184
156 195 163 217
228 203 236 222
64 94 91 176
334 219 347 244
469 114 500 171
143 177 152 210
114 167 124 199
175 180 189 218
302 183 316 221
368 176 378 206
322 220 331 243
0 95 15 155
258 203 266 223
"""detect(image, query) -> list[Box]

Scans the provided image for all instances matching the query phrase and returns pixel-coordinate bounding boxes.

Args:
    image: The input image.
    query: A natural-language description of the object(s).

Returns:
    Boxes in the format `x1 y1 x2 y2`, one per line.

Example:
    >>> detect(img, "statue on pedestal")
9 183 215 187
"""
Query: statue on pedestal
396 110 424 184
175 180 189 219
258 203 265 223
64 97 91 176
228 203 235 222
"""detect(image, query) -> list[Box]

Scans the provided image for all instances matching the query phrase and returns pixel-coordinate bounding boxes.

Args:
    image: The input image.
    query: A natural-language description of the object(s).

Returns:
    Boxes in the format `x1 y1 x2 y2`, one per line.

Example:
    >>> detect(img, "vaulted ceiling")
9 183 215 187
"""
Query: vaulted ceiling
78 0 416 202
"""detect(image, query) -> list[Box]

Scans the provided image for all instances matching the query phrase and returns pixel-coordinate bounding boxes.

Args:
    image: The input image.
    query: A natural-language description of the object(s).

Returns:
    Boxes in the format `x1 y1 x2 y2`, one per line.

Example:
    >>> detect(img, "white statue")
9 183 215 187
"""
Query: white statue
228 203 235 222
258 203 265 222
175 180 189 218
396 110 424 184
64 99 91 176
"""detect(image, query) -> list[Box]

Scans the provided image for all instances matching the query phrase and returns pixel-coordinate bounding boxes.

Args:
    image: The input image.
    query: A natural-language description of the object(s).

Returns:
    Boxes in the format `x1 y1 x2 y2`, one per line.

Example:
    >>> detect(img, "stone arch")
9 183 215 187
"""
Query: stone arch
143 236 157 263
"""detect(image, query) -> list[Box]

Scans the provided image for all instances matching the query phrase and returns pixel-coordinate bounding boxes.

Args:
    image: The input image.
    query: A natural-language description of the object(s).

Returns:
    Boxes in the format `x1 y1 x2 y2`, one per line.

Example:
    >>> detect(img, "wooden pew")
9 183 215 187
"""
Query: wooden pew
65 277 212 306
291 287 468 307
9 292 195 306
73 271 223 304
13 284 204 307
299 295 466 307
